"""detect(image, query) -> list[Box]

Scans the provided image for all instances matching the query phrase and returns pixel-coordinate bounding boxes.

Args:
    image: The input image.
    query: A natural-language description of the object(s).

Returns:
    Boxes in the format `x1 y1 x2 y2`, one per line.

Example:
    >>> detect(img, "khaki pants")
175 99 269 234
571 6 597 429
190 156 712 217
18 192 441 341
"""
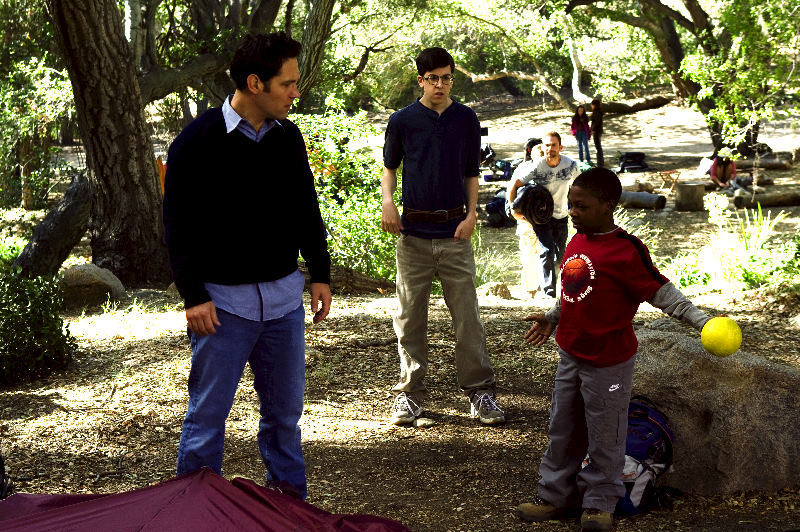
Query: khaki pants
516 220 540 293
392 234 495 403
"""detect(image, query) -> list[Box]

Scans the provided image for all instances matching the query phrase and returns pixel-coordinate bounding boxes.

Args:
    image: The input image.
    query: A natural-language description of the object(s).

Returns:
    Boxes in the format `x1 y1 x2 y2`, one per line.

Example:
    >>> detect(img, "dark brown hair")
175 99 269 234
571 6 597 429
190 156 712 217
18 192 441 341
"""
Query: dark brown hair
229 32 302 90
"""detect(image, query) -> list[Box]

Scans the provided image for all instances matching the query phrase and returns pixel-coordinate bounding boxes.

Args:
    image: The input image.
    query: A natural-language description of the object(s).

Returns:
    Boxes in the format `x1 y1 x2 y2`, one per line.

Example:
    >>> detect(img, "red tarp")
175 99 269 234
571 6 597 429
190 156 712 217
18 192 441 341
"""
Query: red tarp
0 468 410 532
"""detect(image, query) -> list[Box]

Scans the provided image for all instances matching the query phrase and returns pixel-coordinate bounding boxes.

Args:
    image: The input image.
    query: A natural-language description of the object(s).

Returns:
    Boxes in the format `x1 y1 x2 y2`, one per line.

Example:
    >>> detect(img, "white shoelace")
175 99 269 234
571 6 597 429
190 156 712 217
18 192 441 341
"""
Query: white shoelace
395 394 421 416
475 393 504 414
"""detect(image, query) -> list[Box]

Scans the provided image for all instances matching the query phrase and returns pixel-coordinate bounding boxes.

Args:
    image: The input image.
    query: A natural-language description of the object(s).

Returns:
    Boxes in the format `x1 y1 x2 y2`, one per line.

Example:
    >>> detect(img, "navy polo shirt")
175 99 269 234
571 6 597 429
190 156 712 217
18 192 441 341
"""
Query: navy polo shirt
383 99 481 239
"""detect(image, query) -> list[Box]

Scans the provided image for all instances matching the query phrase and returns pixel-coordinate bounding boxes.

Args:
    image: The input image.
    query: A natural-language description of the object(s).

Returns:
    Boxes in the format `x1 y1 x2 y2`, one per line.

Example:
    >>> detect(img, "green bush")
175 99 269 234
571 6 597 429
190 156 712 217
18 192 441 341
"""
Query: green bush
320 189 397 281
292 102 397 280
0 56 74 208
0 234 26 271
665 193 795 292
0 270 75 386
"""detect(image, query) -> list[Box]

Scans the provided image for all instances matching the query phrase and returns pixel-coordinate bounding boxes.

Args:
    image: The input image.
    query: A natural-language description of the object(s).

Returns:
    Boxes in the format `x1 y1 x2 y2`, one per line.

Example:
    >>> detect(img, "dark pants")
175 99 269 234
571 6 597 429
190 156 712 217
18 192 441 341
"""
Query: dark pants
593 132 604 167
532 216 569 297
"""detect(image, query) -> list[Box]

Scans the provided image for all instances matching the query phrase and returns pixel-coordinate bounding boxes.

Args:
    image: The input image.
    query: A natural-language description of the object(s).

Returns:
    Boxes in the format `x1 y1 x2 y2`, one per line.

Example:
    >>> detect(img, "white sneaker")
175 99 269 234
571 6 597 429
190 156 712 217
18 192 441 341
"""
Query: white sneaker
470 393 505 425
391 393 422 425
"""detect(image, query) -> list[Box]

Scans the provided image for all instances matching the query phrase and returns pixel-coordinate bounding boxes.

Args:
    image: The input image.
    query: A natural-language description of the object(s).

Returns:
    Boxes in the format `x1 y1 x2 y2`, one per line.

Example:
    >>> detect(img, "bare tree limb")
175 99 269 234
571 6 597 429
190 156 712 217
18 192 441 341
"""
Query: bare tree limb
342 43 393 83
453 10 574 110
138 53 230 104
568 40 592 103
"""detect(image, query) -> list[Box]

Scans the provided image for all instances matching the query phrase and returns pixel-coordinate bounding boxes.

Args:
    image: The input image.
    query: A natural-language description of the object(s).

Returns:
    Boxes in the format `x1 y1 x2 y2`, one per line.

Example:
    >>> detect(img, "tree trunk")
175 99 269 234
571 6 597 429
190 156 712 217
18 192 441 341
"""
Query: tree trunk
568 40 592 103
124 0 144 70
497 76 524 97
46 0 170 286
674 182 706 211
297 0 337 102
13 174 91 278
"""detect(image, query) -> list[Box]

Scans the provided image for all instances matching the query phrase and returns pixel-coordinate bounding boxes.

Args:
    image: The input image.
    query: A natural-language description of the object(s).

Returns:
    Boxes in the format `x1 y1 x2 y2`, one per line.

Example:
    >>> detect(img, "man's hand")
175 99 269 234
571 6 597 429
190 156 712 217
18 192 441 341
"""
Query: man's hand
512 210 526 221
381 201 403 234
310 282 332 324
454 211 477 240
186 301 221 336
523 313 555 346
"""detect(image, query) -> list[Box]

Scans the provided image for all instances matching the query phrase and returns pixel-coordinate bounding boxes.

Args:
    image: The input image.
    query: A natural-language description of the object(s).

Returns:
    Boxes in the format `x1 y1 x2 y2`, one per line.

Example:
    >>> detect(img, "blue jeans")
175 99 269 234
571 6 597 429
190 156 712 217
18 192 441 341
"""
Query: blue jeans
576 131 591 163
177 305 307 498
532 217 569 297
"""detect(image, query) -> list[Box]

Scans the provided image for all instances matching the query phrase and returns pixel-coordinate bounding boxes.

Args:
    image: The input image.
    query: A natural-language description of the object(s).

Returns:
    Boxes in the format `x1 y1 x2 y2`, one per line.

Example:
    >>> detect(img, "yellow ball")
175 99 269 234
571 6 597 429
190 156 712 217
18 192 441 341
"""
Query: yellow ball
701 317 742 357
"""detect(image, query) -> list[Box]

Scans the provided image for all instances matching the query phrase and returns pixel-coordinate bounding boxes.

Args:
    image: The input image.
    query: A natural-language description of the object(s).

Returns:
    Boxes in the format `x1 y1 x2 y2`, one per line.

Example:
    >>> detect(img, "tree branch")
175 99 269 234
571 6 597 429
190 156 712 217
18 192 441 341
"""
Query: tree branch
138 53 230 104
342 43 393 83
638 0 696 33
248 0 281 33
453 10 574 110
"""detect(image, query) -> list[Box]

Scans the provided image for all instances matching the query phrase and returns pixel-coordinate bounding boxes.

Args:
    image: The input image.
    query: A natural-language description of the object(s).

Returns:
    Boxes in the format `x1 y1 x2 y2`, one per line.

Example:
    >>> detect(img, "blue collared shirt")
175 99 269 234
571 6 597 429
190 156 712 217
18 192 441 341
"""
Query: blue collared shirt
204 96 305 322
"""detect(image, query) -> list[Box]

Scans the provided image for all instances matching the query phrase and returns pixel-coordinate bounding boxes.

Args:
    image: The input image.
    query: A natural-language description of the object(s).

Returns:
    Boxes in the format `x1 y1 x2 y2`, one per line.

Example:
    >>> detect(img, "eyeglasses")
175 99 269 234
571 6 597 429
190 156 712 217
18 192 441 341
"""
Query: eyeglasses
422 74 455 85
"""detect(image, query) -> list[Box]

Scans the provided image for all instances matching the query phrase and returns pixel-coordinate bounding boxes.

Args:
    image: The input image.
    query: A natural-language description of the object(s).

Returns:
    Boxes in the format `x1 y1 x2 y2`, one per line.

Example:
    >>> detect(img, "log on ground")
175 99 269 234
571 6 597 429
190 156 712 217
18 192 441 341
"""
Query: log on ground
299 263 396 295
619 190 666 209
734 191 800 209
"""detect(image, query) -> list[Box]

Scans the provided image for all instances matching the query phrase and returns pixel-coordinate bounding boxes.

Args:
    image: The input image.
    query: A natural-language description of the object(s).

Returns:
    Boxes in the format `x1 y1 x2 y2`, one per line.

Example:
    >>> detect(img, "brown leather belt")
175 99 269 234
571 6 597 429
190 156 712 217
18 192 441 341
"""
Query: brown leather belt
403 205 466 223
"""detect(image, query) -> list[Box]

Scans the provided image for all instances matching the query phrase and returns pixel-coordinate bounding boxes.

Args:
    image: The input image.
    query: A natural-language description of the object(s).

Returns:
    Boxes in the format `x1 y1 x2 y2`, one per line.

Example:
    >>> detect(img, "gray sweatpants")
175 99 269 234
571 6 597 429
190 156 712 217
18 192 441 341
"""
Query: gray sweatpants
537 348 635 513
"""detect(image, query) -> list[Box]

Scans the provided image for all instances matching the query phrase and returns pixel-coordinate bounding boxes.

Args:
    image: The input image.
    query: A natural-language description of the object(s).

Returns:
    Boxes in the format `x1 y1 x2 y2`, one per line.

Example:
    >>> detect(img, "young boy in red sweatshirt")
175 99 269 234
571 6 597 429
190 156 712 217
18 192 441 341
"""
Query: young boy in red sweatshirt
515 167 710 531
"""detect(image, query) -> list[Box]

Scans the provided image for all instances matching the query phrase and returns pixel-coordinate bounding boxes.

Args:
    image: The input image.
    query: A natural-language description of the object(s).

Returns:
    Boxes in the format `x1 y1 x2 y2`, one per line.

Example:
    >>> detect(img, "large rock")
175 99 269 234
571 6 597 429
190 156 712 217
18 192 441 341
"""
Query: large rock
60 264 126 309
477 282 512 299
633 328 800 495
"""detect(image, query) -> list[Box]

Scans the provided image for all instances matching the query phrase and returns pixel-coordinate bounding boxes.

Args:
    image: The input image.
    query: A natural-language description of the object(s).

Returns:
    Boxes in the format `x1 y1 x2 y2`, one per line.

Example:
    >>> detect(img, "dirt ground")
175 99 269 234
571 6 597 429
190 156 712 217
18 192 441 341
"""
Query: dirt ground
2 101 800 531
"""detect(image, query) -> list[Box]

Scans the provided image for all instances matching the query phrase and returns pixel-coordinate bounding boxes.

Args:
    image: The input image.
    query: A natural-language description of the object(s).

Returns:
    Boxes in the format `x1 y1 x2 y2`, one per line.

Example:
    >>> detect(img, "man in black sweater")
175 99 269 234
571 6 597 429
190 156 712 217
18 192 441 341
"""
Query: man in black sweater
163 32 331 499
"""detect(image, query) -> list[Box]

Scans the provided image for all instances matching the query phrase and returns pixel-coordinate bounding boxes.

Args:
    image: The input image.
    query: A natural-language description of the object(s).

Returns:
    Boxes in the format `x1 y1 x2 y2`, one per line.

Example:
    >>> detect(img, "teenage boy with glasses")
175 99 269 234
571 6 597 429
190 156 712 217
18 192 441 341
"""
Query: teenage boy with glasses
380 47 504 426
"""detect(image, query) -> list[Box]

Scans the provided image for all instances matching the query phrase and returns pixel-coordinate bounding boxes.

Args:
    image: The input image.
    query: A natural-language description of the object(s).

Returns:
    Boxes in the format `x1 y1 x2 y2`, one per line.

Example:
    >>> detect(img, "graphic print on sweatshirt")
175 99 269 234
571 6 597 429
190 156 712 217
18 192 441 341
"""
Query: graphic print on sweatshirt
526 159 577 186
560 253 596 303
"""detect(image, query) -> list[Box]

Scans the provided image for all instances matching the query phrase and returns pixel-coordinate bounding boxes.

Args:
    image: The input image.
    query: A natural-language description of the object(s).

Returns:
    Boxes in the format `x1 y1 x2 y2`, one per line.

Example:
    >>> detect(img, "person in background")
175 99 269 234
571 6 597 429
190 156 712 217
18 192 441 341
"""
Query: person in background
590 100 604 167
571 105 592 165
507 132 579 298
510 138 544 299
709 150 737 189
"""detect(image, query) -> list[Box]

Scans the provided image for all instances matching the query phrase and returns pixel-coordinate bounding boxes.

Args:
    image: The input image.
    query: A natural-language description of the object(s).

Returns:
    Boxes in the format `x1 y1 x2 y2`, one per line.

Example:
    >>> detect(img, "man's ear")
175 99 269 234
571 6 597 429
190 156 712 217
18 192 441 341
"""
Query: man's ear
246 74 262 95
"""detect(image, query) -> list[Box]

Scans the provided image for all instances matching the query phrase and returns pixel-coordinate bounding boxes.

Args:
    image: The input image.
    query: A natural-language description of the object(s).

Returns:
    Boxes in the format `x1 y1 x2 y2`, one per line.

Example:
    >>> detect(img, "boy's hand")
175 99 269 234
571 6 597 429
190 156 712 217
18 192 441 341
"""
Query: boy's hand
381 201 403 234
523 313 554 346
454 211 477 240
